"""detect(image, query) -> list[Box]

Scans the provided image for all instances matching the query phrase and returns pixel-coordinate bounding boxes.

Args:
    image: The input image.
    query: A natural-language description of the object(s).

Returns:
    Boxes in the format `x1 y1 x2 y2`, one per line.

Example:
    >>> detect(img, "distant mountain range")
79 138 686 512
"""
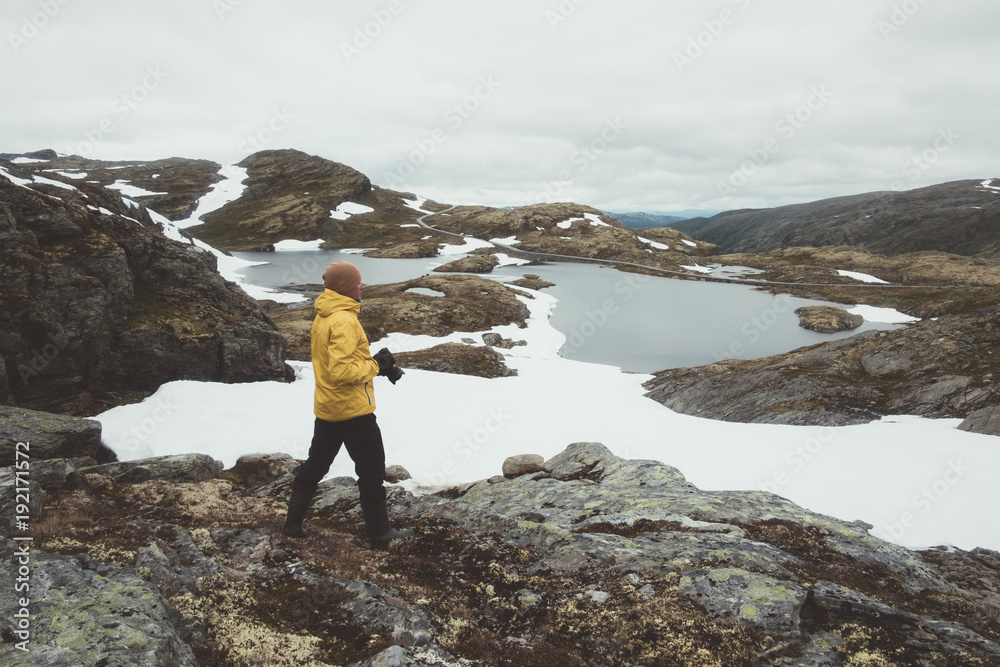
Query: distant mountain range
668 180 1000 257
603 211 685 229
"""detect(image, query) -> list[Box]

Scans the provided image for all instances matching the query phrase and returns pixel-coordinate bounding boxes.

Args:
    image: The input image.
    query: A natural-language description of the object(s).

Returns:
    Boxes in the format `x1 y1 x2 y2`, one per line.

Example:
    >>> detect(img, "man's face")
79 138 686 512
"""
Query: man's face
345 280 364 301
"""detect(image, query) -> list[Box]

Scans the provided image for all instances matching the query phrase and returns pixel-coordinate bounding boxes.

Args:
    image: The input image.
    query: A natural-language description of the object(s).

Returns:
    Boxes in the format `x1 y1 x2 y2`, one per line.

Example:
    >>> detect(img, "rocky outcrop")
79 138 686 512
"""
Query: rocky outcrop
644 306 1000 428
0 406 112 466
395 343 517 379
671 179 1000 257
12 444 999 665
0 165 291 415
433 254 499 273
0 550 197 666
794 306 863 333
959 405 1000 436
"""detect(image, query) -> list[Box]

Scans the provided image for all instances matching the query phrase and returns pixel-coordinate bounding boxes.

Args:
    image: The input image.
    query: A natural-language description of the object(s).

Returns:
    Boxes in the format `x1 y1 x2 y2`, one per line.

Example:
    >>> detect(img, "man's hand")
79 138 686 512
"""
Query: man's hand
374 348 404 384
384 365 404 385
373 348 395 374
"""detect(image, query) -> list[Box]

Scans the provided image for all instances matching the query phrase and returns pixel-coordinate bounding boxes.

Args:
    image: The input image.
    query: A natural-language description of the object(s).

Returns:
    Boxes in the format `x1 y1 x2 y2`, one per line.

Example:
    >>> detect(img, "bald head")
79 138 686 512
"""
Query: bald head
322 261 362 298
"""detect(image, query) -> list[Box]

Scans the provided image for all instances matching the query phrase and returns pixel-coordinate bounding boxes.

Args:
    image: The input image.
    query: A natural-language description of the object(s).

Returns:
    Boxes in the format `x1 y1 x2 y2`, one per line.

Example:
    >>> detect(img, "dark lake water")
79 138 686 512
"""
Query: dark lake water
233 249 903 373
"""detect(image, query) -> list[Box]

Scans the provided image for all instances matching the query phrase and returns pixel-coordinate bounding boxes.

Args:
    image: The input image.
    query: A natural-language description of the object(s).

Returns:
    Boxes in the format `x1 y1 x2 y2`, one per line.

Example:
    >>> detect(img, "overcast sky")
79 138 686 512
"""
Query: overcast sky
3 0 997 214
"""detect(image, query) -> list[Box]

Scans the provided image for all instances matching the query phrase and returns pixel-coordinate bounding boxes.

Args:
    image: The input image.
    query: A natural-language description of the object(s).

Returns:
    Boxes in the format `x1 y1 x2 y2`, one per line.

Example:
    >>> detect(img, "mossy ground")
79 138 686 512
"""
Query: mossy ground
30 476 1000 666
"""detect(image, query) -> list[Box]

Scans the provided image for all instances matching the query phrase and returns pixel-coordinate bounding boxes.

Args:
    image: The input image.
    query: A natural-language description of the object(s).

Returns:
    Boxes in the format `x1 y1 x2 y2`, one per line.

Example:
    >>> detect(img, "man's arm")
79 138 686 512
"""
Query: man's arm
325 317 379 385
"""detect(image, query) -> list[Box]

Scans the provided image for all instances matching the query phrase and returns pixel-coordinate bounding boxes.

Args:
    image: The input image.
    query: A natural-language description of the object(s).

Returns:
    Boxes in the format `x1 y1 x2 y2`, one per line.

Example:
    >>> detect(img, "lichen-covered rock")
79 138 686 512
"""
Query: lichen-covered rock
502 454 546 479
433 254 499 274
0 406 111 466
794 306 864 333
0 550 196 666
226 452 299 488
385 465 412 484
77 454 223 486
21 443 1000 665
678 568 807 633
395 343 517 379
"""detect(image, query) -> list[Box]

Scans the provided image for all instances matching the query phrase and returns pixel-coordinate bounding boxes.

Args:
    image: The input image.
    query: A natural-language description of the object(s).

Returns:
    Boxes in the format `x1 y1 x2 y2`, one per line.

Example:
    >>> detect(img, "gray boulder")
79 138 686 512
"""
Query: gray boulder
0 406 111 466
0 551 196 666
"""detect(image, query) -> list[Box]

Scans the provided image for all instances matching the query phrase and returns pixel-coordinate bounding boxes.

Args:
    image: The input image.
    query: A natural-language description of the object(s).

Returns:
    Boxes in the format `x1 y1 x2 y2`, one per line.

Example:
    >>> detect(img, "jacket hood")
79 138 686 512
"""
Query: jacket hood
315 289 361 318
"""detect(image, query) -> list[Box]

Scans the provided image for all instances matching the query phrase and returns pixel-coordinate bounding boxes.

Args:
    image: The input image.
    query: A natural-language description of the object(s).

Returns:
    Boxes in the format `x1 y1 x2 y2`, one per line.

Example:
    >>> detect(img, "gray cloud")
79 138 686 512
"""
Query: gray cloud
2 0 996 213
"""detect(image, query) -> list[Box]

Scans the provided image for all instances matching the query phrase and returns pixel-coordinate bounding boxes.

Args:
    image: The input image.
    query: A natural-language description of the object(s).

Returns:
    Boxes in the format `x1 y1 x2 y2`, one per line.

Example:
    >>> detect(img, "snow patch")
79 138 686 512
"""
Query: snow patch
837 270 889 285
682 239 698 248
495 253 531 267
439 237 493 255
585 213 610 227
402 196 434 214
273 239 324 251
175 165 249 229
638 236 669 251
107 180 166 197
490 235 521 246
330 202 375 220
681 264 712 274
847 305 919 324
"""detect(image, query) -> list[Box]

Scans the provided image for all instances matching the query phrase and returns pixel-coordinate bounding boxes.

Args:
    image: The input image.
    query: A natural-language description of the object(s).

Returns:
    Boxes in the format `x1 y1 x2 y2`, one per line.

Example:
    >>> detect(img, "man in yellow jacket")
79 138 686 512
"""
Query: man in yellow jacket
282 261 412 549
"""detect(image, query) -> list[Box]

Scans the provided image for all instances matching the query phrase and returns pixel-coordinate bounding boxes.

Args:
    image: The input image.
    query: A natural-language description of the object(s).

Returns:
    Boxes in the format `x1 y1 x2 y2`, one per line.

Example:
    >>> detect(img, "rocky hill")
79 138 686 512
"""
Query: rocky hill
190 149 433 252
2 435 999 666
671 179 1000 257
429 202 719 269
0 157 291 416
1 149 224 221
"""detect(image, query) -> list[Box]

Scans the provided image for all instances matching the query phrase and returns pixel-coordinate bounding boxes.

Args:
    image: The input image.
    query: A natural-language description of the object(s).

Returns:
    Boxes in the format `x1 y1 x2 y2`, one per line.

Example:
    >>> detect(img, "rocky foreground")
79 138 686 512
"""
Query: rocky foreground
2 430 999 666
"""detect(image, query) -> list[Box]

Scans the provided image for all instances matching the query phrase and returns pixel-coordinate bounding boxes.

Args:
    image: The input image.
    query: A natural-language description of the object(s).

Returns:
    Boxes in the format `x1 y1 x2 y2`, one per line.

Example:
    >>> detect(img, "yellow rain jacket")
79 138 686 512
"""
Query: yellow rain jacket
311 289 380 422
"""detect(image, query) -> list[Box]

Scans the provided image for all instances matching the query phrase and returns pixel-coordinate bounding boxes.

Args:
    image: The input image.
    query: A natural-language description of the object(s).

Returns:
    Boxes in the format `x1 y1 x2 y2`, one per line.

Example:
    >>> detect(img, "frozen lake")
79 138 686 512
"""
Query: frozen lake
232 249 903 373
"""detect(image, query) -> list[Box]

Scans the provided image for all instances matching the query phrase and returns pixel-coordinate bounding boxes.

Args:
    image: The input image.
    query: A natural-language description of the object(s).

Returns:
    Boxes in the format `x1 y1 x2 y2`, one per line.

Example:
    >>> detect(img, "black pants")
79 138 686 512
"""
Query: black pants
292 413 386 506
